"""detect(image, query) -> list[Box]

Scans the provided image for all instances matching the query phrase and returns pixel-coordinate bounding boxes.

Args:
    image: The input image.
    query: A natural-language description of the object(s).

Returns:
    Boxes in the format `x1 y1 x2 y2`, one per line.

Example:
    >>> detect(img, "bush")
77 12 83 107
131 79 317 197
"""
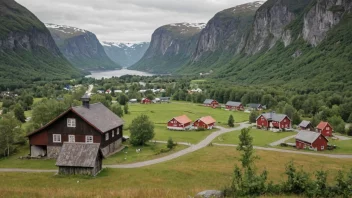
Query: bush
130 115 155 146
228 115 235 127
167 137 175 150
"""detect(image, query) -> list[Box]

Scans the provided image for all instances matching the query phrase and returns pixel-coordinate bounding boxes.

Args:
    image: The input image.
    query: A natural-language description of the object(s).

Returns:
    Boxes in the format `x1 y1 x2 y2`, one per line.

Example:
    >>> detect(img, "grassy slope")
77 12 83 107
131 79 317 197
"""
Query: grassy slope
1 146 352 197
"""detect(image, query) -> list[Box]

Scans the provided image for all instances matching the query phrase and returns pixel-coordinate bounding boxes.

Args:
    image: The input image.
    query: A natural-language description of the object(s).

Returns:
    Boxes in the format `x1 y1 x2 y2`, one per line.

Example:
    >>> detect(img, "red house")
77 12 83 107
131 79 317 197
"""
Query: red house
167 115 192 130
298 120 315 131
256 112 291 129
225 101 244 111
203 99 219 108
141 98 151 104
193 116 216 129
295 131 328 151
316 121 333 137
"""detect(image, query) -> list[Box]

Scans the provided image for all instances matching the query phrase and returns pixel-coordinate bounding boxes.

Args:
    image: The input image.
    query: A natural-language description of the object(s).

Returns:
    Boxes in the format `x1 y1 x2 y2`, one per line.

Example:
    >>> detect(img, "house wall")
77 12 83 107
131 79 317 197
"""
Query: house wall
319 124 333 137
47 146 61 158
58 166 94 176
100 125 123 148
167 119 191 130
279 117 291 129
101 138 122 157
312 136 328 151
29 131 48 146
193 120 215 129
256 115 268 128
225 105 244 111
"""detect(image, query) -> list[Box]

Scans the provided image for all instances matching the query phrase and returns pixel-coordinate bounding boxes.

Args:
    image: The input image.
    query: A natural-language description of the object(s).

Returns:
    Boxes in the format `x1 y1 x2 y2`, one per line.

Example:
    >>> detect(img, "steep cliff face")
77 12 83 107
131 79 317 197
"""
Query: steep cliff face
46 24 121 70
102 42 149 67
0 0 81 89
303 0 352 46
192 1 264 61
130 23 205 73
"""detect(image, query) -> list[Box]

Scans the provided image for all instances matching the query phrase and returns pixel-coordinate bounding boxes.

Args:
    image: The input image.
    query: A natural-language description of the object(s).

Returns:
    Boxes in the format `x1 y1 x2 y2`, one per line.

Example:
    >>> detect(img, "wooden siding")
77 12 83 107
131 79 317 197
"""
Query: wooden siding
29 131 48 145
58 152 103 176
167 118 191 129
225 104 244 111
256 115 268 128
101 125 123 148
296 135 328 151
317 123 333 137
193 120 215 129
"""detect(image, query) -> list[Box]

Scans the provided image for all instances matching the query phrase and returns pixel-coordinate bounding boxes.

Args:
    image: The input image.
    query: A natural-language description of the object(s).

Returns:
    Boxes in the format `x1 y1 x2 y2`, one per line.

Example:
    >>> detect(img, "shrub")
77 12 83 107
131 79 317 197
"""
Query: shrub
167 137 175 150
130 115 155 146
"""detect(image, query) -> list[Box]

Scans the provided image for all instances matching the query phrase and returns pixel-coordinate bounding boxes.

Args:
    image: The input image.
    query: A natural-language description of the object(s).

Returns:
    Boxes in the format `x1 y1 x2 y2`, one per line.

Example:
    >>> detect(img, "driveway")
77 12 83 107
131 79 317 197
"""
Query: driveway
269 135 296 146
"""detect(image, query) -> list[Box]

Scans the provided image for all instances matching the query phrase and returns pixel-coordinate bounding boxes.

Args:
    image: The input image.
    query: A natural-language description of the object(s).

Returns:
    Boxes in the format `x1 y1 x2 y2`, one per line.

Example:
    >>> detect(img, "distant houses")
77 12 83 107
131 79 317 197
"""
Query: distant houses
316 121 333 137
203 99 219 108
167 115 192 130
225 101 244 111
160 97 171 103
141 98 151 104
298 120 315 131
129 99 137 103
295 131 328 151
247 103 264 111
193 116 216 130
256 112 291 129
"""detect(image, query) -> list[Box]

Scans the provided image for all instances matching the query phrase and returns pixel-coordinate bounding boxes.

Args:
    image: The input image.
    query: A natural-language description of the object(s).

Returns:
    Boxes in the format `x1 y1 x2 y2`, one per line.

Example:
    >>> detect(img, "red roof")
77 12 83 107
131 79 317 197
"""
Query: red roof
316 121 329 130
173 115 192 124
199 116 216 124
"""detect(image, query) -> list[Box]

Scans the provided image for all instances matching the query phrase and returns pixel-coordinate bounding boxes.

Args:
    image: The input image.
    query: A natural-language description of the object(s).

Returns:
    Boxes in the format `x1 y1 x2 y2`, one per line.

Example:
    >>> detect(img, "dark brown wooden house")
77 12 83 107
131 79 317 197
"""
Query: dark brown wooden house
56 142 103 176
27 94 124 158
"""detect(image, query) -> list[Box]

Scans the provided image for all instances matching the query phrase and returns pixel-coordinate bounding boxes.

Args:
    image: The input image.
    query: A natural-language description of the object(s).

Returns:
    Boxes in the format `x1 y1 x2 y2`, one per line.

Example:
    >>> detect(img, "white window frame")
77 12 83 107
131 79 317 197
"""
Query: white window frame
117 128 120 135
326 127 330 130
68 135 75 143
105 133 109 141
321 146 324 150
86 135 93 143
112 130 115 138
67 118 76 128
53 134 61 143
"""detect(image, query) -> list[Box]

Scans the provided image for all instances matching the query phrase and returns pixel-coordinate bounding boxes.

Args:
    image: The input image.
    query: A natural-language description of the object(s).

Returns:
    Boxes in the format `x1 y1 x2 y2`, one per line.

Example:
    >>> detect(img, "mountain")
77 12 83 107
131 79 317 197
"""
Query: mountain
101 42 149 67
0 0 81 90
129 23 206 73
46 24 121 70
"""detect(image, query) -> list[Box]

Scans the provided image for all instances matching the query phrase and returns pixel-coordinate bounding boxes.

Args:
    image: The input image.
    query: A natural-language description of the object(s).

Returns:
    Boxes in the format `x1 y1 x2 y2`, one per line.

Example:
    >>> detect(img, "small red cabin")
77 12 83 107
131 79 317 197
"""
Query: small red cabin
193 116 216 129
256 112 291 129
203 99 219 108
225 101 244 111
167 115 192 130
298 120 315 131
141 98 151 104
316 121 333 137
295 131 328 151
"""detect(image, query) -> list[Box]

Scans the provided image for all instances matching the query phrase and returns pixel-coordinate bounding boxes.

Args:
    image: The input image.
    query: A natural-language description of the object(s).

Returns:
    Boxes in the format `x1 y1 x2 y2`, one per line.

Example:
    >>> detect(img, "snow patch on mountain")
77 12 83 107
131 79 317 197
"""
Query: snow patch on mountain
233 1 265 12
45 23 87 34
101 41 149 49
169 23 206 29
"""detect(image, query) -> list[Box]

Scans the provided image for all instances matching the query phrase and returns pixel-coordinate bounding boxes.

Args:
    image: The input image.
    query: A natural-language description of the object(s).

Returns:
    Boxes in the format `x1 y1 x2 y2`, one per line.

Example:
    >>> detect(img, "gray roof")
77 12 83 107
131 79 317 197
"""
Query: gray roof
56 143 102 167
299 120 311 128
260 112 289 122
248 103 261 108
295 131 328 144
226 101 242 107
204 99 215 104
72 103 124 133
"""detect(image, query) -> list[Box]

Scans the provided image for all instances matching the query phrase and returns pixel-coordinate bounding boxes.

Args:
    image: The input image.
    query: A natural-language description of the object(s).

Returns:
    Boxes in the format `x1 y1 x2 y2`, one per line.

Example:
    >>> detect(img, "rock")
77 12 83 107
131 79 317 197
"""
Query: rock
292 50 303 58
195 190 224 198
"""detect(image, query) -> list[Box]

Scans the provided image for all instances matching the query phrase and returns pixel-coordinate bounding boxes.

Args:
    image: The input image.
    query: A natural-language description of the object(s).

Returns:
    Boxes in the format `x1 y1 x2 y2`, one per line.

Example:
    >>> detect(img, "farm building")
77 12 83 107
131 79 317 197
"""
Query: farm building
129 99 137 103
160 97 171 103
256 112 291 129
27 94 124 158
105 89 112 94
247 103 263 111
225 101 244 111
203 99 219 108
56 142 103 176
295 131 328 151
167 115 192 130
316 121 333 137
193 116 216 129
141 98 151 104
298 120 315 131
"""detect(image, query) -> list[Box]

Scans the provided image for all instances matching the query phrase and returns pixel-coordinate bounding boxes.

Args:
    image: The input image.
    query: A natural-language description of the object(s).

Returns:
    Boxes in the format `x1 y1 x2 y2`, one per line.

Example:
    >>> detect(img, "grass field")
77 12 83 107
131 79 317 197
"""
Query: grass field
213 129 297 146
0 101 3 108
1 146 351 198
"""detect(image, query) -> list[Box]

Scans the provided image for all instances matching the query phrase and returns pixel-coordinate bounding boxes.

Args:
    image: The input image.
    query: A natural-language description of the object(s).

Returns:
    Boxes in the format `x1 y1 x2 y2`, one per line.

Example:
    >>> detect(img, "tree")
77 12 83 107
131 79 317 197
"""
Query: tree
31 99 68 128
347 126 352 137
146 94 154 100
228 115 235 127
119 94 129 105
328 115 345 134
249 111 258 124
111 104 124 117
0 113 23 157
167 137 175 150
348 113 352 123
130 115 155 146
13 104 26 123
91 94 111 108
124 103 129 114
237 128 255 168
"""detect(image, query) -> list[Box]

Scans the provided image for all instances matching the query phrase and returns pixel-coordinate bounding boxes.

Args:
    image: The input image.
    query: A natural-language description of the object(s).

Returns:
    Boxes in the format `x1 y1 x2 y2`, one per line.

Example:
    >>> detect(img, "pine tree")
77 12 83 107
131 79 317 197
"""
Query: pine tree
228 115 235 127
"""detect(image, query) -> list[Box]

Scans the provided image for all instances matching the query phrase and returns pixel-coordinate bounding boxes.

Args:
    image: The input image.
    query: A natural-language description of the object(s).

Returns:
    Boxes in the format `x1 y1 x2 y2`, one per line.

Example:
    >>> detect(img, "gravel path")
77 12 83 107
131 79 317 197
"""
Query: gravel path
269 135 296 146
213 143 352 159
333 134 351 141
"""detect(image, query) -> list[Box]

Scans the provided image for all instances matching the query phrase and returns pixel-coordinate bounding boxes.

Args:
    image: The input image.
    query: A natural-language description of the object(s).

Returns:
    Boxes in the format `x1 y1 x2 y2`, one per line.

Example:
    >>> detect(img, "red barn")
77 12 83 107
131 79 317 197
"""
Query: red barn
203 99 219 108
295 131 328 151
193 116 216 129
167 115 192 130
298 120 315 131
256 112 291 129
316 121 333 137
141 98 151 104
225 101 244 111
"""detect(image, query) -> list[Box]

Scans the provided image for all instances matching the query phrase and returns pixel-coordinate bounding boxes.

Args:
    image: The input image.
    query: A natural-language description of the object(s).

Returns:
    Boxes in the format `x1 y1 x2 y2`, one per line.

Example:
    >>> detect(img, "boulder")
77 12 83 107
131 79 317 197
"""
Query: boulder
195 190 224 198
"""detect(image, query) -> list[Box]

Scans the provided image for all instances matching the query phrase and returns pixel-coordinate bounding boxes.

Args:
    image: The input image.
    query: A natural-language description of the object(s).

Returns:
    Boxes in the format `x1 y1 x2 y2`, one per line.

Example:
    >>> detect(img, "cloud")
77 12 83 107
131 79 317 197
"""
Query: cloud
16 0 263 42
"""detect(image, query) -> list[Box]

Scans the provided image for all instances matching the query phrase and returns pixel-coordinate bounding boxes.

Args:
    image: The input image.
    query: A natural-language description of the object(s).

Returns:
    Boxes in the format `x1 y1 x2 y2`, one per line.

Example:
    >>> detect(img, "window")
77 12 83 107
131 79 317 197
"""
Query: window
86 136 93 143
112 130 115 138
326 127 330 130
321 146 325 150
68 135 75 143
284 119 286 123
53 134 61 143
67 118 76 127
117 128 120 135
105 133 109 141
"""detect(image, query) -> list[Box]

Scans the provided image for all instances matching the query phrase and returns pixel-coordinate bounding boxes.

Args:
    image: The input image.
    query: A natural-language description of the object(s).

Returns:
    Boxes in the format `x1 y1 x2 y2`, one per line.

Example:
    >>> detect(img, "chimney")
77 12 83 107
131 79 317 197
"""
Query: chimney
81 93 90 108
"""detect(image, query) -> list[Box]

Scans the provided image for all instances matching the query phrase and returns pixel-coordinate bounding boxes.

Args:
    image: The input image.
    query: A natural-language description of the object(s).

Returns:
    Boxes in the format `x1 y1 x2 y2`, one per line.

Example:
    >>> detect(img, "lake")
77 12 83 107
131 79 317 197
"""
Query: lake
86 69 154 79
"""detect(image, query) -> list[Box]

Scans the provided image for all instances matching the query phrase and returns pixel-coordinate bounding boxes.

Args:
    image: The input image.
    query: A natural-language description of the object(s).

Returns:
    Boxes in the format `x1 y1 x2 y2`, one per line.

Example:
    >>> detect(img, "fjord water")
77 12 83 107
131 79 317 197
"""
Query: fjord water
86 68 154 79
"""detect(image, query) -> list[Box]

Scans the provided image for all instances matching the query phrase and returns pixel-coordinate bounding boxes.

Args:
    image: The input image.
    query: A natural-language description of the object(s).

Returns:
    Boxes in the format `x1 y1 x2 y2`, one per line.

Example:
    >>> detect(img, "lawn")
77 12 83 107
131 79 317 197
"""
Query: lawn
213 129 297 146
1 146 351 198
104 143 188 165
0 101 3 108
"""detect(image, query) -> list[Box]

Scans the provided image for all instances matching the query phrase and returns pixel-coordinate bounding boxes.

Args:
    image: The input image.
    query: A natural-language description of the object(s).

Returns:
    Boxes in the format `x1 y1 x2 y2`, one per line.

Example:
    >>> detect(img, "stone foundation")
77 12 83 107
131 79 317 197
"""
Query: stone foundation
47 146 62 158
101 139 122 157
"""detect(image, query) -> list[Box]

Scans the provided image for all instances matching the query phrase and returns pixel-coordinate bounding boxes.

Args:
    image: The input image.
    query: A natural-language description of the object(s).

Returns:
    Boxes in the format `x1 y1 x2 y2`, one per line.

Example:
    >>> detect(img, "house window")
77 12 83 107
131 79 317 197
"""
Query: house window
326 127 330 130
86 136 93 143
68 135 75 143
321 146 324 150
105 133 109 141
284 119 286 122
67 118 76 127
53 134 61 143
117 128 120 135
112 130 115 138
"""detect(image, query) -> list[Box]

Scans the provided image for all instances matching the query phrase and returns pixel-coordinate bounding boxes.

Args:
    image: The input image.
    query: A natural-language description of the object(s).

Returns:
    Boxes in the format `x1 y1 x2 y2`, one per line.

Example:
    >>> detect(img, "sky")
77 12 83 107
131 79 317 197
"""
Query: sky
17 0 262 43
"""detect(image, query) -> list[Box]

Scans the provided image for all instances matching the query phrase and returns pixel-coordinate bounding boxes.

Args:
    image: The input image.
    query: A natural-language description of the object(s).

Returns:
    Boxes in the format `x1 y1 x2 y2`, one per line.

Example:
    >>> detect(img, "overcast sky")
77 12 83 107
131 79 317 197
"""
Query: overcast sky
17 0 262 43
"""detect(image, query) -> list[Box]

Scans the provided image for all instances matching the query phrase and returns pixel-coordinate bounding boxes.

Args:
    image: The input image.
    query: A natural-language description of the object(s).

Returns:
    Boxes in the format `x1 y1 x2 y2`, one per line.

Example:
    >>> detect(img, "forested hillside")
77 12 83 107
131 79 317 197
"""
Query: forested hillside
0 0 81 90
